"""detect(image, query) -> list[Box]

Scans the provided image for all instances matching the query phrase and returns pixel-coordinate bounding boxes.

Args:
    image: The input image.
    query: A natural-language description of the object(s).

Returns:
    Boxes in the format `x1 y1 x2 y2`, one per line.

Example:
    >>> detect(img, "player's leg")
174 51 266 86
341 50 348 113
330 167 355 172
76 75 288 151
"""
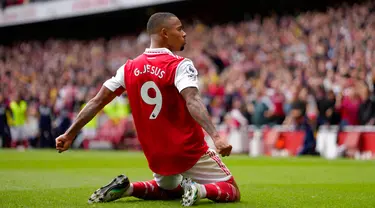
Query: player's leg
88 174 183 203
124 173 183 200
181 176 240 206
181 149 240 206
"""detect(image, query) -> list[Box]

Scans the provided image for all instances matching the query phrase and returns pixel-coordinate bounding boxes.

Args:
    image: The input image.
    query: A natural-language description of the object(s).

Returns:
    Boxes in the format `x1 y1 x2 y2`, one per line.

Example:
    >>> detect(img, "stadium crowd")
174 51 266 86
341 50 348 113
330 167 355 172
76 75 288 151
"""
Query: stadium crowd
1 1 375 149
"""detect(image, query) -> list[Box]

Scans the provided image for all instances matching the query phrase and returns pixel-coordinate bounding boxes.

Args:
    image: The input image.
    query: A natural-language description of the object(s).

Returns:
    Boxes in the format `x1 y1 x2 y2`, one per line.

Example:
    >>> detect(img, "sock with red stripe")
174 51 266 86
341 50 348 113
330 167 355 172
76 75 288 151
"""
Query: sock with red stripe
123 180 183 200
196 181 238 202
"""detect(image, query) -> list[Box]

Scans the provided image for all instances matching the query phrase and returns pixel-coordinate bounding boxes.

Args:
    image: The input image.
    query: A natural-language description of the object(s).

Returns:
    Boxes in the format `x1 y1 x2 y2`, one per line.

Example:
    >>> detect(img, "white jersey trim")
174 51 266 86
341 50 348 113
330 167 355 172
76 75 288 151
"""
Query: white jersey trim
103 64 126 92
144 48 174 55
174 58 199 93
144 48 183 59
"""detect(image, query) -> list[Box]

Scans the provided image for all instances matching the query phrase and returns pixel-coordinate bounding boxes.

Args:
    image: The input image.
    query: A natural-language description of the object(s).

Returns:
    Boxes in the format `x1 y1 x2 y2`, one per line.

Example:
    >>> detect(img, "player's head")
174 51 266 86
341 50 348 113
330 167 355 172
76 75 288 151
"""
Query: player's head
147 12 186 51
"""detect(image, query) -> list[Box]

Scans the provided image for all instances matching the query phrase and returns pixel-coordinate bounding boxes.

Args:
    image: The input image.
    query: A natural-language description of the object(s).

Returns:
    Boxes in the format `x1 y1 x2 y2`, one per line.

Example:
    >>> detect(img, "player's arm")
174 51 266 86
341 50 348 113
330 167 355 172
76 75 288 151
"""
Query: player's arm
64 86 117 138
181 87 220 140
181 87 231 156
176 59 232 156
56 64 126 153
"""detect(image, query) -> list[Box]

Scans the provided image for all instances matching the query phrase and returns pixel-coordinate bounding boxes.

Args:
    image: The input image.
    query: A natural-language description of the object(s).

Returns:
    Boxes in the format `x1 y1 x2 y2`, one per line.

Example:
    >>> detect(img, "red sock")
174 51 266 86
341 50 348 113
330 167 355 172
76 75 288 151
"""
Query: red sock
131 180 183 200
203 181 238 202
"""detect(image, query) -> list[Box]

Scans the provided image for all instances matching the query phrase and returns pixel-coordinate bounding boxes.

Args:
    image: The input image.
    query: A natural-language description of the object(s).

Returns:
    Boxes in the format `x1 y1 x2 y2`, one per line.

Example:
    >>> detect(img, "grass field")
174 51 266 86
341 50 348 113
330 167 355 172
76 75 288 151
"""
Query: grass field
0 150 375 208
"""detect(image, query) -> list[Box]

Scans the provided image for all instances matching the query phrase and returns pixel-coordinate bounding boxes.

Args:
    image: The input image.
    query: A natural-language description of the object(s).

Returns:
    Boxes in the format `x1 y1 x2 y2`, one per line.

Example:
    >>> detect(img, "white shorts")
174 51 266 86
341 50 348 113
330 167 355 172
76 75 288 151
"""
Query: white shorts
10 126 27 141
153 149 232 190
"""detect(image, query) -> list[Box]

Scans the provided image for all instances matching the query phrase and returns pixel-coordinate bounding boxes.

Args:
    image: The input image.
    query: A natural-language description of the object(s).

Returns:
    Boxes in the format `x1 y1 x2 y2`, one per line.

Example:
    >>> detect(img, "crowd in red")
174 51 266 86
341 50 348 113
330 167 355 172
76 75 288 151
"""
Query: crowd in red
1 1 375 149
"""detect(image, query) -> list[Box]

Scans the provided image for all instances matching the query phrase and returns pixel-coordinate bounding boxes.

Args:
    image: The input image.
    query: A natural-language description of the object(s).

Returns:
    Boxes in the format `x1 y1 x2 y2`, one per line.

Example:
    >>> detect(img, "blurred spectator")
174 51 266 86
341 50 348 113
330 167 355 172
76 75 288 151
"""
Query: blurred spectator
269 84 286 125
229 97 248 128
285 100 317 155
251 85 275 128
358 85 375 125
336 84 362 126
299 87 318 123
0 92 12 148
207 96 226 125
227 97 249 153
284 99 307 126
37 93 55 148
25 104 39 147
316 89 341 125
9 92 28 148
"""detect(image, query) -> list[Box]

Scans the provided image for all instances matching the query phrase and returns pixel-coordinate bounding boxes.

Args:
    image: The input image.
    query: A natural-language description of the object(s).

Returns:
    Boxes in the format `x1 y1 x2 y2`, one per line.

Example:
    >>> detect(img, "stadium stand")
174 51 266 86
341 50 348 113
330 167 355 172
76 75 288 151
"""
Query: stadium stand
1 0 375 159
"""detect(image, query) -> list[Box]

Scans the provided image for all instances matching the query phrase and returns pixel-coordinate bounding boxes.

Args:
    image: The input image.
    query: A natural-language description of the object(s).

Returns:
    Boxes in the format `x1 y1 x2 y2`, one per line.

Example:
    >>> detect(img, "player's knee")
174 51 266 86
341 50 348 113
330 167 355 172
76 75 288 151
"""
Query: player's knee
155 175 183 190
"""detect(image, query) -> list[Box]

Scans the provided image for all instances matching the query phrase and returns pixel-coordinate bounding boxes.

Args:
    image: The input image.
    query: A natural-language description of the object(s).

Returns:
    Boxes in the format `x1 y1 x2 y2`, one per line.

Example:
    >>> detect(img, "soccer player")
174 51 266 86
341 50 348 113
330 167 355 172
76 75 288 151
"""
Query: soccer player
55 12 241 206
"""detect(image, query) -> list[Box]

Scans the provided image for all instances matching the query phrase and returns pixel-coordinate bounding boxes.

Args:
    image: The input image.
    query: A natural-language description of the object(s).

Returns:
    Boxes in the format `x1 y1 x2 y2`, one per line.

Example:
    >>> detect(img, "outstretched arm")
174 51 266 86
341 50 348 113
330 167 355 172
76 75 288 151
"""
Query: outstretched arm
56 86 117 153
56 63 126 153
67 86 116 137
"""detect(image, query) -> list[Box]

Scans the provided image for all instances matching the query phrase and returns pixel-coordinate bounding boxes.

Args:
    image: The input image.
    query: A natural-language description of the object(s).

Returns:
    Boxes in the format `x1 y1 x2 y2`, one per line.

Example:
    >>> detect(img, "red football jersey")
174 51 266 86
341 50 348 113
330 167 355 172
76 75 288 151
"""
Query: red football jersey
104 48 208 175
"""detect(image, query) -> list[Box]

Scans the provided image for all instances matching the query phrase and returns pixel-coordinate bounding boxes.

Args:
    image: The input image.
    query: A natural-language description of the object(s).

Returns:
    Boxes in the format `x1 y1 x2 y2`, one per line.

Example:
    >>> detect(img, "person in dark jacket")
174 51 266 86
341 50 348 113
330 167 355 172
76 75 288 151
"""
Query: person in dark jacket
358 86 375 125
0 92 12 148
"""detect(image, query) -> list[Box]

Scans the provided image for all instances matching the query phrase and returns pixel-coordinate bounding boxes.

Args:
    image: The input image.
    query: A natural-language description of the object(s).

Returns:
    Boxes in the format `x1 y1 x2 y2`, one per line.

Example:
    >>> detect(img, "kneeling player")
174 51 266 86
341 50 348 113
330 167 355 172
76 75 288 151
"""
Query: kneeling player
56 12 240 206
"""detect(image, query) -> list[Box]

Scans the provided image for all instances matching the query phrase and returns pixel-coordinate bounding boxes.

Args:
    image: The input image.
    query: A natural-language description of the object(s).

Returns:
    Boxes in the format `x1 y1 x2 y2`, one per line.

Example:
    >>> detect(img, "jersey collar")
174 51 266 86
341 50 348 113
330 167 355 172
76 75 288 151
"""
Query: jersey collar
144 48 174 55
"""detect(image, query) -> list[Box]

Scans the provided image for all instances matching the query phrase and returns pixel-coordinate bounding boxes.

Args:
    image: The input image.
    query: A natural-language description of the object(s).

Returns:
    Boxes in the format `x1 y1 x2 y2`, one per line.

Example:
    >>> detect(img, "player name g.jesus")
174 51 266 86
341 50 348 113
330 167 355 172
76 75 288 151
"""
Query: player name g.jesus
134 64 165 79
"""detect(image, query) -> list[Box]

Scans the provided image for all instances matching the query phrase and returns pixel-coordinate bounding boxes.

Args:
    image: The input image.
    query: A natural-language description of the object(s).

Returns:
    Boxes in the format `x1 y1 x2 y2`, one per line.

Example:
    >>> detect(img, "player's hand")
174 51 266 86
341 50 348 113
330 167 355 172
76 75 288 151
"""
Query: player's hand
55 134 74 153
214 138 232 157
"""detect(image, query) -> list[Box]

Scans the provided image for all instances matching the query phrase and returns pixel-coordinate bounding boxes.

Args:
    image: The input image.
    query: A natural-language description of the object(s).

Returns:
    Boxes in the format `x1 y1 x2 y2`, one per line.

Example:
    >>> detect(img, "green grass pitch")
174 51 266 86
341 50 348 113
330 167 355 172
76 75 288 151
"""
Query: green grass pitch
0 149 375 208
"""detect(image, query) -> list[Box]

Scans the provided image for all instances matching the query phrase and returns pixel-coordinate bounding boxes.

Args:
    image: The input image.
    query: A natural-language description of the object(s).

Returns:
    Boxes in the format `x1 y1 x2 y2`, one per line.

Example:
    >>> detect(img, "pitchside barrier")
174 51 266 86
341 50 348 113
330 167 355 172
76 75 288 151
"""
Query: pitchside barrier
79 119 375 159
204 125 375 160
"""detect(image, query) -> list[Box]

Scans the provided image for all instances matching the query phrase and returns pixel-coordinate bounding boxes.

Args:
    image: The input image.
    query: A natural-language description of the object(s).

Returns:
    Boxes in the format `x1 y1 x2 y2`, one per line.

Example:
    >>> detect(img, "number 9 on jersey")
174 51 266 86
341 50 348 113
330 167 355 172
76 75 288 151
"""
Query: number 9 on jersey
141 81 162 119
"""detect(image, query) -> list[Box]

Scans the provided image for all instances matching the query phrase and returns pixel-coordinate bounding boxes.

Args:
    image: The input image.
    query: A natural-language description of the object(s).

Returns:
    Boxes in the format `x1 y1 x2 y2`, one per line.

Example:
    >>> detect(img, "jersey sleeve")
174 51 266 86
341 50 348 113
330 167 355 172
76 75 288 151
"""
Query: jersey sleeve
103 64 126 96
174 59 199 93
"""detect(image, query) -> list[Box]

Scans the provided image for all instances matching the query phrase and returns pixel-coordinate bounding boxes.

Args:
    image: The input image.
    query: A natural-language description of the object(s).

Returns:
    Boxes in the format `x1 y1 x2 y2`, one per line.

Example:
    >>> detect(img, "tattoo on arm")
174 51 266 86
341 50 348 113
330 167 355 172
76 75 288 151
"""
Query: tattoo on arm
181 87 220 140
65 100 101 138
